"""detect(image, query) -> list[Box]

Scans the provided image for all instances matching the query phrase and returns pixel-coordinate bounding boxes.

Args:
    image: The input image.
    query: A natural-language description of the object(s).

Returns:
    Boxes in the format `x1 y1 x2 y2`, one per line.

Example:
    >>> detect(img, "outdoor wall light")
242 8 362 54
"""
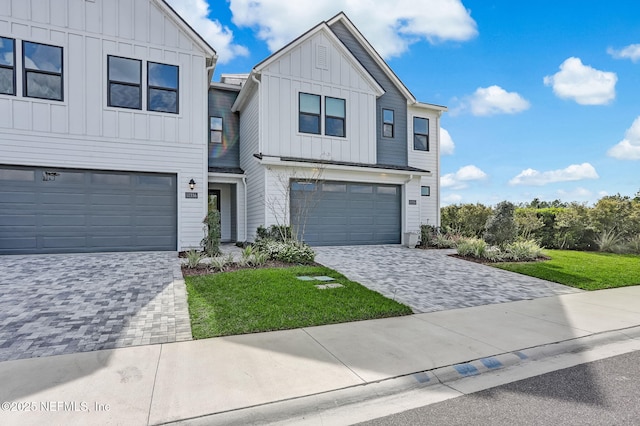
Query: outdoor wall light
189 179 196 190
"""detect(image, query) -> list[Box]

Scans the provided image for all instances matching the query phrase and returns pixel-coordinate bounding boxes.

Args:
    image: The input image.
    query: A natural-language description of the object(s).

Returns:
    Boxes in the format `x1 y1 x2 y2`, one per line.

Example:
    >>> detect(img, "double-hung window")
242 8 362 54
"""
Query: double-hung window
382 109 394 138
148 62 179 113
325 97 345 137
23 41 63 101
210 117 222 143
413 117 429 151
108 56 142 109
0 37 15 95
299 93 321 134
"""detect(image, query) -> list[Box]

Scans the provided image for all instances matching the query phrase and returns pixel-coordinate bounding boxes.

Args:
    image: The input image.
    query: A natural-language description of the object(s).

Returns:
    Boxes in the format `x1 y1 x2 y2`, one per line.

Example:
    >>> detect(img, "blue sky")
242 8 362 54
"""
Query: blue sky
168 0 640 206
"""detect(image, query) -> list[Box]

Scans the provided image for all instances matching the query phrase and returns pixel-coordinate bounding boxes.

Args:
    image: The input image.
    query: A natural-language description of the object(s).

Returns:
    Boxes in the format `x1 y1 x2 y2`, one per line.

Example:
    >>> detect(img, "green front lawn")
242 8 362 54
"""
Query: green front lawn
494 250 640 290
185 266 412 339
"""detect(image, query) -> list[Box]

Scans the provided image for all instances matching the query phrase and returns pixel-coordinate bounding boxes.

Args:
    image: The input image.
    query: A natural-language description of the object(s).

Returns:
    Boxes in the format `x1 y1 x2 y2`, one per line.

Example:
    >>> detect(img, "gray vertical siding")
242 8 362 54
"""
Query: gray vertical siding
329 21 408 167
230 183 238 241
208 88 241 169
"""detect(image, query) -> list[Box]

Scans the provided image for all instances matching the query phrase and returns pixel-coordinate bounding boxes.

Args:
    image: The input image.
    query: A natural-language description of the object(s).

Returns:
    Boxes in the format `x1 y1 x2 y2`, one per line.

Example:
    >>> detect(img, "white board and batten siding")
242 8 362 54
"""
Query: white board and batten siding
259 29 379 165
238 90 266 242
0 0 213 250
407 106 440 228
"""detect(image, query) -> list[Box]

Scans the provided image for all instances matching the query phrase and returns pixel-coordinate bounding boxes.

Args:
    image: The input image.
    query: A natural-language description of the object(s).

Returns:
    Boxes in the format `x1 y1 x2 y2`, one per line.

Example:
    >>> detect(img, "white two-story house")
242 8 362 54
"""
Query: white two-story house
208 13 445 246
0 4 444 254
0 0 216 254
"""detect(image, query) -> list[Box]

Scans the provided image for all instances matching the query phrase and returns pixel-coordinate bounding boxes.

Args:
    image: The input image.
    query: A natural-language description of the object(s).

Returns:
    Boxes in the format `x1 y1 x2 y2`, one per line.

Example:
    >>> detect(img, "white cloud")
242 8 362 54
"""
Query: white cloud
166 0 249 64
509 163 599 186
441 165 487 189
440 128 455 155
607 116 640 160
608 44 640 62
543 57 617 105
229 0 477 59
557 187 593 199
461 85 530 116
442 193 463 205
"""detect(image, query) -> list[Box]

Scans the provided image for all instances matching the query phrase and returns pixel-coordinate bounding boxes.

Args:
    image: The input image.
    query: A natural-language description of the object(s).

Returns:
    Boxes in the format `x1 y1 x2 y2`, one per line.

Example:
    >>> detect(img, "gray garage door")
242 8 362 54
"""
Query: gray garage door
0 165 177 254
291 181 401 246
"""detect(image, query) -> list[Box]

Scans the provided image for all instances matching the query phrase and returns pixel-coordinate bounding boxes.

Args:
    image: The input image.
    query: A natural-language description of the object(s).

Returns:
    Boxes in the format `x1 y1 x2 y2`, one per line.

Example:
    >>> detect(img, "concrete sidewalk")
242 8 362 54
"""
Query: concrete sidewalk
1 286 640 425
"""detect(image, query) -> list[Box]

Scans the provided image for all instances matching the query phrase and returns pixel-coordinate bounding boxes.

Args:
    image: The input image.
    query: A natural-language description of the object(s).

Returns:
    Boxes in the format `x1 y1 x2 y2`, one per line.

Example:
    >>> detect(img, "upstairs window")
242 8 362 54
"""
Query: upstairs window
148 62 178 113
421 186 431 196
108 56 142 109
0 37 15 95
382 109 394 138
413 117 429 151
325 97 346 137
23 41 63 101
299 93 321 134
210 116 222 143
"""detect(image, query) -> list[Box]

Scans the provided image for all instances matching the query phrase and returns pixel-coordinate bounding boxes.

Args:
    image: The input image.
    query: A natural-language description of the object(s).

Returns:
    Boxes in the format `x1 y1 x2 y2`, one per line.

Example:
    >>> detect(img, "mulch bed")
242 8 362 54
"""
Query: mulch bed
449 253 550 264
181 260 320 276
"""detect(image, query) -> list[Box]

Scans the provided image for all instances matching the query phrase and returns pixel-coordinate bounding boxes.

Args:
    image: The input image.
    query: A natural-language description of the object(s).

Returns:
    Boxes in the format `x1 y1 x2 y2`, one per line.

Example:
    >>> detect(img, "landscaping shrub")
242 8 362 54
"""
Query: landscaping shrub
456 237 487 258
595 229 623 253
256 225 292 242
504 239 544 261
253 238 315 264
484 201 517 247
626 235 640 254
201 197 221 256
420 224 436 247
185 249 203 269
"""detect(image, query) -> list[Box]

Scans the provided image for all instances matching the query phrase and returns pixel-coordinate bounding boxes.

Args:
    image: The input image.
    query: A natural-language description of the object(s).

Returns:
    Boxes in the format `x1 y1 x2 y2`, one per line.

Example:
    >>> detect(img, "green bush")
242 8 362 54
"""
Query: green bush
484 201 517 248
420 224 436 247
185 249 203 269
457 237 487 258
504 239 543 261
595 229 623 253
201 197 221 256
256 225 292 242
253 239 315 264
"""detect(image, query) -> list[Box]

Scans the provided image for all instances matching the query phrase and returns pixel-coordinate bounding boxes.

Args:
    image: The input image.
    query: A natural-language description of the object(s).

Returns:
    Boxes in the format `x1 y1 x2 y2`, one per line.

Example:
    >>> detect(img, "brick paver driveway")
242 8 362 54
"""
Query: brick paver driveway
315 245 581 313
0 252 191 362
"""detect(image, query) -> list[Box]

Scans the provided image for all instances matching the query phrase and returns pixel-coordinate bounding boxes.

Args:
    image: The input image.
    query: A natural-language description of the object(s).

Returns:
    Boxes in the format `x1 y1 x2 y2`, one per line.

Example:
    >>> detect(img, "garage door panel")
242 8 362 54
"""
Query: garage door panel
41 215 86 226
43 236 88 248
0 237 37 249
292 180 400 246
0 166 177 254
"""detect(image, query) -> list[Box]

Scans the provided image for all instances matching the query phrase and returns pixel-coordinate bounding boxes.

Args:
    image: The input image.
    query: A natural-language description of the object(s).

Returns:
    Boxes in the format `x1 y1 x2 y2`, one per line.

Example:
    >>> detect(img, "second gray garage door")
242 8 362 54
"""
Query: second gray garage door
291 181 401 246
0 165 177 254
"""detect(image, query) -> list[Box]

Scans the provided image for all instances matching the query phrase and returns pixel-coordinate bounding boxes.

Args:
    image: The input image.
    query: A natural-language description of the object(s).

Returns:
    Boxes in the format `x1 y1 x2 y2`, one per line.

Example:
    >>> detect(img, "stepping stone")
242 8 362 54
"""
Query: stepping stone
296 276 314 281
313 276 335 281
315 283 344 290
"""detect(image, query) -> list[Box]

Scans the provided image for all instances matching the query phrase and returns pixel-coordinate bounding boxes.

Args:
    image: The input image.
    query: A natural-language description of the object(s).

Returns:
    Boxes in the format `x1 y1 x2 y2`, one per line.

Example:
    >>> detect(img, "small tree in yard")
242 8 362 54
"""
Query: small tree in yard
484 201 517 247
201 195 221 256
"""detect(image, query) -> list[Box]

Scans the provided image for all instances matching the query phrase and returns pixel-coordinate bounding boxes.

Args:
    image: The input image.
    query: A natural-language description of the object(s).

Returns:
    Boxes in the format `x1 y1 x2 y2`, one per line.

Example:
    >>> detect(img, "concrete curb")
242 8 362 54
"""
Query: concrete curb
168 326 640 426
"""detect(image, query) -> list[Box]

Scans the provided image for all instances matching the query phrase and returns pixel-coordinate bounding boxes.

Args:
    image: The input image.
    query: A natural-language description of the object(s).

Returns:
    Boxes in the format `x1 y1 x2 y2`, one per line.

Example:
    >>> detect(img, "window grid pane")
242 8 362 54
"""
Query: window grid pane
383 109 394 124
109 56 141 84
148 62 179 114
325 97 345 118
300 93 320 114
23 41 63 101
299 93 321 134
413 117 429 151
0 67 14 95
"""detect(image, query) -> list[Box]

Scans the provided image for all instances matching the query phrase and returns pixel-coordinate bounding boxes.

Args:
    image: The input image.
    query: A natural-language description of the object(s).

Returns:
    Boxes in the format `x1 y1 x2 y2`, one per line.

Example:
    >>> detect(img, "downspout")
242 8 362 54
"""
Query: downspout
404 174 414 243
242 176 248 241
436 112 442 227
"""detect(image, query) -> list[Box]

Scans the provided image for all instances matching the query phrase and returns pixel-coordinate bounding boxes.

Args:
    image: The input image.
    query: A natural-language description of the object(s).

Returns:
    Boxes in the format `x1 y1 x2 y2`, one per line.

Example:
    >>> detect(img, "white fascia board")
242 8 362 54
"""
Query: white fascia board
257 156 431 177
208 172 246 181
209 82 242 92
411 101 448 112
231 71 257 112
155 0 217 59
327 12 415 102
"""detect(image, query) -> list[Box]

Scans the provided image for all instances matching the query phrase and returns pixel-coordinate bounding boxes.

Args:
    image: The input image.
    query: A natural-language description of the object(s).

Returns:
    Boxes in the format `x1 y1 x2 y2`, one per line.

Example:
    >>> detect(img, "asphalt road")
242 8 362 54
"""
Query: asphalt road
357 350 640 426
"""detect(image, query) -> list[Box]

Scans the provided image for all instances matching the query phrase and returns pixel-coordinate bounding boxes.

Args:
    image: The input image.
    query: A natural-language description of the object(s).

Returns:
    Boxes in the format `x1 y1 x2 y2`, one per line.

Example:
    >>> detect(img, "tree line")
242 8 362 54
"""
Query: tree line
440 192 640 252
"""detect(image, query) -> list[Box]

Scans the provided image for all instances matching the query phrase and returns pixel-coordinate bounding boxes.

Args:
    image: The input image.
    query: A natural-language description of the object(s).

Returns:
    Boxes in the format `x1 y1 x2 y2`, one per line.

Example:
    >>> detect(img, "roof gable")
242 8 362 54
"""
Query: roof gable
253 22 384 96
155 0 217 60
327 12 415 103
